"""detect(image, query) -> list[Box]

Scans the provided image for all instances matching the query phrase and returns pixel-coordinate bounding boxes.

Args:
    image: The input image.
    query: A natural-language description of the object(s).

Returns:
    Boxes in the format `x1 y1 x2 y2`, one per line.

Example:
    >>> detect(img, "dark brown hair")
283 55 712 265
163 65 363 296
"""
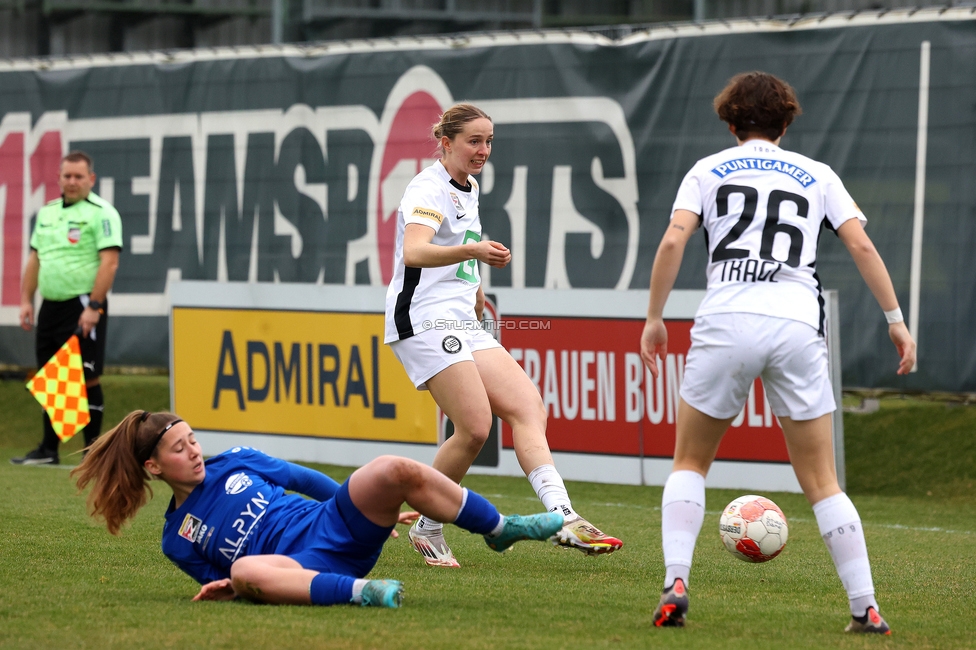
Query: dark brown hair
431 103 492 143
71 410 182 535
61 150 93 173
713 72 802 141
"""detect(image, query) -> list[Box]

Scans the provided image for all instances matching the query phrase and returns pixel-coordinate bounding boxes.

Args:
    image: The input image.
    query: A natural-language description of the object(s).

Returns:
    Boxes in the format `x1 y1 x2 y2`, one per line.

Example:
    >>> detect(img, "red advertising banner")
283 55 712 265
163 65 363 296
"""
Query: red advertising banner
501 316 789 463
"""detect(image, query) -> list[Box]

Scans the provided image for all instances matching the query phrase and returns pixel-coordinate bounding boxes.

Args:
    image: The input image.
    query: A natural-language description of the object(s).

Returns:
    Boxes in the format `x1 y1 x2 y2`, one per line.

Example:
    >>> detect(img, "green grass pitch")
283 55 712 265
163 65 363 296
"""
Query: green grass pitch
0 376 974 649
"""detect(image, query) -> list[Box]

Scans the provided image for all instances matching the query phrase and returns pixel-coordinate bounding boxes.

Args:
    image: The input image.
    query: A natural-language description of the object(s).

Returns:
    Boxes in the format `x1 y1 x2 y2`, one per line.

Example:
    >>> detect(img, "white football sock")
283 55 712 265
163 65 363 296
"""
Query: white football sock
416 515 443 533
813 492 879 617
349 578 369 604
527 464 576 518
661 470 705 589
486 515 506 538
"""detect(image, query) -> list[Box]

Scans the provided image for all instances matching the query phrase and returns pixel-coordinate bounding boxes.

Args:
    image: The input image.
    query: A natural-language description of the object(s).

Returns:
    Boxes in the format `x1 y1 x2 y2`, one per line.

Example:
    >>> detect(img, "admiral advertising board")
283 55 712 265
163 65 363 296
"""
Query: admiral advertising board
172 283 844 492
172 308 433 443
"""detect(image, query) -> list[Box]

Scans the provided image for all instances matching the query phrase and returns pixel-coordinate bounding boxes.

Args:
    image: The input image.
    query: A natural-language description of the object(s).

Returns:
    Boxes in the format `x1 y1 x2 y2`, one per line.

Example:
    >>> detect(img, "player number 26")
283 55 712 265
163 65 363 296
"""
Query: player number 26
711 184 809 268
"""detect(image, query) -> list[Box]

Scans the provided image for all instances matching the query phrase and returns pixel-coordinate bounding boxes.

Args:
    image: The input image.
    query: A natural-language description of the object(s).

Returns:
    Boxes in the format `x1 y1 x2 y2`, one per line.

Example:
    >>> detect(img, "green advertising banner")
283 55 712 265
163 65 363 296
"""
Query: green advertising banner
1 17 973 391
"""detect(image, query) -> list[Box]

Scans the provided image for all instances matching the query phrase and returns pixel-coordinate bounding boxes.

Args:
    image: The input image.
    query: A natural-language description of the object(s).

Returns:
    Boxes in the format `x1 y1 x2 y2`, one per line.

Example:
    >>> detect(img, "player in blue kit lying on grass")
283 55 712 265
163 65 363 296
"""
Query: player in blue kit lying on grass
72 410 564 608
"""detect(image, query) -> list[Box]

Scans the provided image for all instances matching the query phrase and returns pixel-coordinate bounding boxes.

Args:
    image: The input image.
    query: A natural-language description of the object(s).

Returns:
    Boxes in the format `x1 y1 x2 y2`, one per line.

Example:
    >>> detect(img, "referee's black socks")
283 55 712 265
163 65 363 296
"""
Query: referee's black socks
85 383 104 447
40 413 60 454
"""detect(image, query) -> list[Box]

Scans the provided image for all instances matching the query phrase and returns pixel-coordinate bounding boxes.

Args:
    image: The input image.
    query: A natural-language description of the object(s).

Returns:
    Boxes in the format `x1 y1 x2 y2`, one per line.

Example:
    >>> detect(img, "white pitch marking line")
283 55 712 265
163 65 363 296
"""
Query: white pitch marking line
484 494 976 536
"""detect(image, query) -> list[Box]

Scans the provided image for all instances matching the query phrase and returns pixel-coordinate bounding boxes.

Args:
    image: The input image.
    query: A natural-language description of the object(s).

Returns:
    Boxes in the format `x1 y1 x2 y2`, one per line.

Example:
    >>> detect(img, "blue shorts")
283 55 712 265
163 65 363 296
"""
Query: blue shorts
284 481 394 578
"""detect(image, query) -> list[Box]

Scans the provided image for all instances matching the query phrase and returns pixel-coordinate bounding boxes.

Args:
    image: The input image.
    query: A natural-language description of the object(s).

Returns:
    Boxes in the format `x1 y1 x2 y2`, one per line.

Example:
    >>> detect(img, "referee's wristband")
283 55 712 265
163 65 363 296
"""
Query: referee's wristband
884 307 904 324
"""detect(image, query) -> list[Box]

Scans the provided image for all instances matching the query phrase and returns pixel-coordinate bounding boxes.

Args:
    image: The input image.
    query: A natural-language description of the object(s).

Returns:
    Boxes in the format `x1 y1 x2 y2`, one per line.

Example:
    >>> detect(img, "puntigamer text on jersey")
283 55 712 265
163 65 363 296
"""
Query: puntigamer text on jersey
710 158 817 188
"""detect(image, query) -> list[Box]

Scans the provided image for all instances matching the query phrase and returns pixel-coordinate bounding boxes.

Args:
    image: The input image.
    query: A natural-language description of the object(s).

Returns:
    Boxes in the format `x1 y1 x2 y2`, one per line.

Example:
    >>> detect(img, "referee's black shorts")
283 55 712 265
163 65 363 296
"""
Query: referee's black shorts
35 296 108 382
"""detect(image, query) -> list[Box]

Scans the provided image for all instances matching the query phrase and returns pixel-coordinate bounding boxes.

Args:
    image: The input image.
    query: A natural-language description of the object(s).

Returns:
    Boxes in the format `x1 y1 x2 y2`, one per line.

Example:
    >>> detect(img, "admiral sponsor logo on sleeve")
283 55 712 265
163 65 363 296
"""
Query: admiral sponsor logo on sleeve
711 158 817 188
411 206 444 224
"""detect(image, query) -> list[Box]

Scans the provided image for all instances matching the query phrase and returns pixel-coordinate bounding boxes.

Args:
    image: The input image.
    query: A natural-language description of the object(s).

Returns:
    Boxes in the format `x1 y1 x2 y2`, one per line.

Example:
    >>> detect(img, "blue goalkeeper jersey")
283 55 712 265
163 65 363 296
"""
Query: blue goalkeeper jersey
161 447 341 585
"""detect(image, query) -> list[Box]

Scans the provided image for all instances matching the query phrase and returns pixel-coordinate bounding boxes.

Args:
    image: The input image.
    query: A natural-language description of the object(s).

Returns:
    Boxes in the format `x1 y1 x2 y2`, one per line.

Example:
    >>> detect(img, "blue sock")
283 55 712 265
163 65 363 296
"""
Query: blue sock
310 573 355 606
452 488 502 535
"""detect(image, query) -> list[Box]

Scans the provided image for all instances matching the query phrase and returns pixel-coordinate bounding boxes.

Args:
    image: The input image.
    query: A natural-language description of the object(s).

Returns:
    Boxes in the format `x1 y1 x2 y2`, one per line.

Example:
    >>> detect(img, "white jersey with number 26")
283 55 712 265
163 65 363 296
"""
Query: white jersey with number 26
672 140 866 334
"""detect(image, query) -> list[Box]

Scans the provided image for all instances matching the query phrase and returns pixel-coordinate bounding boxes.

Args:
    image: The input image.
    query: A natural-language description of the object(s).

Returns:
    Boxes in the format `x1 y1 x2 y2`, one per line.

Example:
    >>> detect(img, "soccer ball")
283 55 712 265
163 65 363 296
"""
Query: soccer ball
719 495 788 563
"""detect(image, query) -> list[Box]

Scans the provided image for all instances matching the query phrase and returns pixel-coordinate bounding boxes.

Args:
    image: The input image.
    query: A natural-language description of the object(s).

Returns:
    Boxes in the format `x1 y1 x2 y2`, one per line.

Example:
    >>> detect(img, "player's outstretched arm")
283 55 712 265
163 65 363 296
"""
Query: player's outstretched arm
642 210 699 379
836 219 916 374
284 460 341 501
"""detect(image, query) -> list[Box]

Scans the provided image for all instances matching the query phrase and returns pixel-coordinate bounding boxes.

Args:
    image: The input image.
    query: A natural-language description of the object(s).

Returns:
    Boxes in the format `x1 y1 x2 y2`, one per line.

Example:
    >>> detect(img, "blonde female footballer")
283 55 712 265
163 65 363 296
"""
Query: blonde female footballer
385 103 623 567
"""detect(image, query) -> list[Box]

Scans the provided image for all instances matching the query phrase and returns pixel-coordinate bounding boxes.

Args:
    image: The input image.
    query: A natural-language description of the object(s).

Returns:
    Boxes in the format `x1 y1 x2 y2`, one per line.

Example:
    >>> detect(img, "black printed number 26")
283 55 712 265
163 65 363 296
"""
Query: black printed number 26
711 184 808 268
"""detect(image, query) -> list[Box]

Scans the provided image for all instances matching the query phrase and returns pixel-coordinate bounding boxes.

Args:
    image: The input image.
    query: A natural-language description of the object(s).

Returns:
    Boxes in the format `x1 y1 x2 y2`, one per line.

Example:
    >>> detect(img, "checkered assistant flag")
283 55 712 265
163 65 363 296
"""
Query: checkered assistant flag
26 334 90 441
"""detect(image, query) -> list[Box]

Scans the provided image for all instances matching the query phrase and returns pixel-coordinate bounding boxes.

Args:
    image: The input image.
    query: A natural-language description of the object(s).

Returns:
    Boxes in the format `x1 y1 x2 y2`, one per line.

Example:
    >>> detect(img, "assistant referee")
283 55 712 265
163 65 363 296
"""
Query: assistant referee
12 151 122 465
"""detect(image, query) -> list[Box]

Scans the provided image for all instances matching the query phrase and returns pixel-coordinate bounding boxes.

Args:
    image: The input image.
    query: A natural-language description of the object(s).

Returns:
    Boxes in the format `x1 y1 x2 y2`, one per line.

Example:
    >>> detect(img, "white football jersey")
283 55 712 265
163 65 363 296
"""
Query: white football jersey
672 141 866 333
385 160 483 343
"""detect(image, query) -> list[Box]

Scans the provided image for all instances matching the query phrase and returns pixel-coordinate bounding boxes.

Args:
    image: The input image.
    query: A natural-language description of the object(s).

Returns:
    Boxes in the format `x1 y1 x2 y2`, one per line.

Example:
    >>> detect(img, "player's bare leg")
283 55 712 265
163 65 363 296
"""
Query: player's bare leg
671 399 733 475
779 414 841 504
410 362 494 566
472 347 550 474
350 453 562 546
225 555 403 608
426 361 494 481
229 555 318 604
781 414 888 633
349 455 471 526
475 347 623 555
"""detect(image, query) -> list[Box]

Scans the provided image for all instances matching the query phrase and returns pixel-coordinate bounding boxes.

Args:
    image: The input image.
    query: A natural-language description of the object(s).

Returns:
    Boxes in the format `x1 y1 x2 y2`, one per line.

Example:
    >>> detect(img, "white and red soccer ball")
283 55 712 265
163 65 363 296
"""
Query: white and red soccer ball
719 495 788 563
